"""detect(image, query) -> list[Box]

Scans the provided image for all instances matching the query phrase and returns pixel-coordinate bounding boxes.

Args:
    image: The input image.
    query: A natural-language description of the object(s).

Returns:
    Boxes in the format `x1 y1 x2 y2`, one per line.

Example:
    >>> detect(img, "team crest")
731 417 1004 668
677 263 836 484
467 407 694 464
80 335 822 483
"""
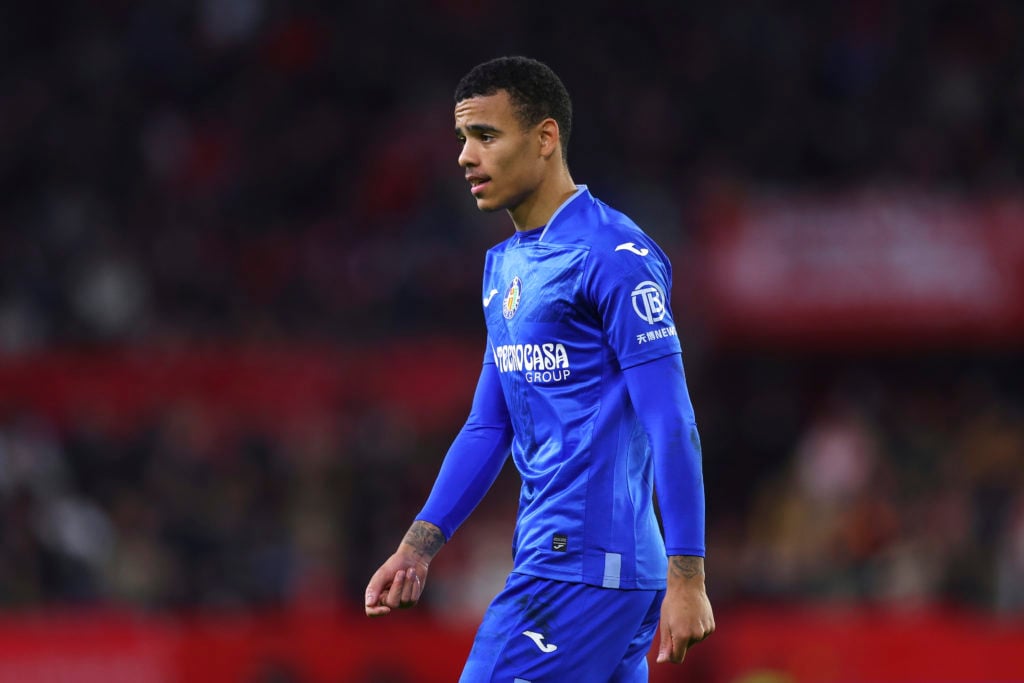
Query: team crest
502 276 523 319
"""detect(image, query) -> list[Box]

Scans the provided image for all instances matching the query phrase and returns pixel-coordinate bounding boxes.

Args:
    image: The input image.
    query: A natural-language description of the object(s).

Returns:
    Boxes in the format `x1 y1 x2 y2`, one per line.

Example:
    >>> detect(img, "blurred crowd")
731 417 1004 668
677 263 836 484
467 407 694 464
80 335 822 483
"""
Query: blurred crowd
1 0 1023 619
700 353 1024 613
2 0 1021 349
2 351 1023 617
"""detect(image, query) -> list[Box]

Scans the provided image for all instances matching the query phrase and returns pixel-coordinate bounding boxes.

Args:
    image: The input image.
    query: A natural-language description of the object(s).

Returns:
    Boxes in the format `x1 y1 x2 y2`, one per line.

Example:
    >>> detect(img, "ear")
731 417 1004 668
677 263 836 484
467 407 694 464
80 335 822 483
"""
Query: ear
537 118 560 160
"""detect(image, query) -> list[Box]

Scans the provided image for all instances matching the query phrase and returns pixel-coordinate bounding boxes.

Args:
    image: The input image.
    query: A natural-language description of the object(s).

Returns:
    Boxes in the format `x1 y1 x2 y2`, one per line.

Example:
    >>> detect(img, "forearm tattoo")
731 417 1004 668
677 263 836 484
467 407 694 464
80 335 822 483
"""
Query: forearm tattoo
669 555 704 580
402 521 445 558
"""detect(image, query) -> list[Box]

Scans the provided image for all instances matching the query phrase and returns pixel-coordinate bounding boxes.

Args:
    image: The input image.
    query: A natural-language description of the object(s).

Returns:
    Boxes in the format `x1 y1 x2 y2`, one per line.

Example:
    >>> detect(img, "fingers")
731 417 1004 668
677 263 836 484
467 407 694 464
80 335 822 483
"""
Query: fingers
365 567 424 617
365 602 392 617
656 628 672 664
364 569 392 617
388 568 421 608
400 568 421 606
387 569 407 608
656 622 714 663
656 629 689 664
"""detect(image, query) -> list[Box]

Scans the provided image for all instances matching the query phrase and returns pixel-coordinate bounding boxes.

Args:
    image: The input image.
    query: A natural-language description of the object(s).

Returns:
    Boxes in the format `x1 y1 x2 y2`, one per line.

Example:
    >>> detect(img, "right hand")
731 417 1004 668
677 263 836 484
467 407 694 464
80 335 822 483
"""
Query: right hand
364 549 430 617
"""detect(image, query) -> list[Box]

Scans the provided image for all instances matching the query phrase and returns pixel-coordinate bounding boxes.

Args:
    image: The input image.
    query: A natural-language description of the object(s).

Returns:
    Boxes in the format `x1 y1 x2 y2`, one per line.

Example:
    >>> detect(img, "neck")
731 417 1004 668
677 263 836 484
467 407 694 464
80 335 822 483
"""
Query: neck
508 168 577 232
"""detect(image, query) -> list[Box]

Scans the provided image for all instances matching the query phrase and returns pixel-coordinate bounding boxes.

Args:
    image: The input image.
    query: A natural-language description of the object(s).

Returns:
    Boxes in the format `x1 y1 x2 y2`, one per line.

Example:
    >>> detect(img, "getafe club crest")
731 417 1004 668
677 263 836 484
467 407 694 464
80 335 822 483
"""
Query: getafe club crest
502 276 523 319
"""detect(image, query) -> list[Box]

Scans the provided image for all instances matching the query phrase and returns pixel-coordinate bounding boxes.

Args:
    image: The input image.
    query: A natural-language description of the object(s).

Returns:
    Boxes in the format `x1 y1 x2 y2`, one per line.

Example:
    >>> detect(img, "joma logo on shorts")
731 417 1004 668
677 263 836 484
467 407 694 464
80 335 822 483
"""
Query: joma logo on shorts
522 631 558 653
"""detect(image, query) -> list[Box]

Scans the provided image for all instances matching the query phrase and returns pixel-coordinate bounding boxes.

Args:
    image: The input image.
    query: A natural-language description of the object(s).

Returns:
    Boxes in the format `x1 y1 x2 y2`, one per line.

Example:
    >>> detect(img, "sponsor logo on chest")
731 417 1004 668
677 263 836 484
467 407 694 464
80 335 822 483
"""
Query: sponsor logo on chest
493 342 571 384
491 273 574 384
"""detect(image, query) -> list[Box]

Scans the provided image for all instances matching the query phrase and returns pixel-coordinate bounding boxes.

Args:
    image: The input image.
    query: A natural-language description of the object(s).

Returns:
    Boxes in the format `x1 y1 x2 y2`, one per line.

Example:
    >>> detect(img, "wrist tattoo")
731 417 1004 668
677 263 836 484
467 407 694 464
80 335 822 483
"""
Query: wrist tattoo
669 555 704 580
403 521 445 558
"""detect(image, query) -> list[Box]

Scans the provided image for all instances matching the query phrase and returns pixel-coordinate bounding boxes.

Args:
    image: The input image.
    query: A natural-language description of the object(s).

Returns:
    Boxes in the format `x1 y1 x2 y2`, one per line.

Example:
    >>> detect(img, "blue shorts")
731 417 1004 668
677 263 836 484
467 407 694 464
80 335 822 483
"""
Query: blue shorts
458 573 665 683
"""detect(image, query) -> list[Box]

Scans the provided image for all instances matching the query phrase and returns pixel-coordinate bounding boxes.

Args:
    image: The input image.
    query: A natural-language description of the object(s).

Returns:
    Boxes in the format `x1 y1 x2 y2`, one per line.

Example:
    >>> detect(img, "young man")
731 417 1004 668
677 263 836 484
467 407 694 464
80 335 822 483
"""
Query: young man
364 56 714 682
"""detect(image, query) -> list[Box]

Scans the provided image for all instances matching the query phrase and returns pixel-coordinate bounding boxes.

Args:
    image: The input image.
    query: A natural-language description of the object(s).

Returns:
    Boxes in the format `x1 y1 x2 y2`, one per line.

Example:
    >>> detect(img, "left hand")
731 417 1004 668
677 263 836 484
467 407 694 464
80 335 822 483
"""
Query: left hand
657 555 715 664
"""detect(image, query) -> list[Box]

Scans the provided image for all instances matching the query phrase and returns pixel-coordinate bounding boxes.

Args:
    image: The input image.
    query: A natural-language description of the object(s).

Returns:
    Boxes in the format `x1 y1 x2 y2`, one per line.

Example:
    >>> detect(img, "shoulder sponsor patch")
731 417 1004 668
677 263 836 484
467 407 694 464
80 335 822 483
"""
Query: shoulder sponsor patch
631 280 667 324
636 325 678 345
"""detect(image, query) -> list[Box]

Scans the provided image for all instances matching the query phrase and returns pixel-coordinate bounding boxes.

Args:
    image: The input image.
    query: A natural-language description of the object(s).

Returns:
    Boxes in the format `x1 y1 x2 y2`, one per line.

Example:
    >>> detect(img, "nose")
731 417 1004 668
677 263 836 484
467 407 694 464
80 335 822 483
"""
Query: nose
458 139 476 168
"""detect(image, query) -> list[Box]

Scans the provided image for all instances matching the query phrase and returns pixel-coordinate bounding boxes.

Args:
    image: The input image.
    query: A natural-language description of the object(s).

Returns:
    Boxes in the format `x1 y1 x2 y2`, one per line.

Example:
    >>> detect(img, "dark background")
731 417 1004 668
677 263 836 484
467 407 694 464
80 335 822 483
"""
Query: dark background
1 0 1022 643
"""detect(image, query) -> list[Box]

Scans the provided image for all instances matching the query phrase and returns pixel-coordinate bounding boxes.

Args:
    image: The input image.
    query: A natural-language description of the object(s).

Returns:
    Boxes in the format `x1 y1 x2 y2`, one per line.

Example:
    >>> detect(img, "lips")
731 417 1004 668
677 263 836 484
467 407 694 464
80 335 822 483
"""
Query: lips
467 174 491 196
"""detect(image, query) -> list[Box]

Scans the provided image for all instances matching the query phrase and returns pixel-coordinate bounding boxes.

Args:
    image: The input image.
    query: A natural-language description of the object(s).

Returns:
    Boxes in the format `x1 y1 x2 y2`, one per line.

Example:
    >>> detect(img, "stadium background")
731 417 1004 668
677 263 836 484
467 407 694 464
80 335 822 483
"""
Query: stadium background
1 1 1023 681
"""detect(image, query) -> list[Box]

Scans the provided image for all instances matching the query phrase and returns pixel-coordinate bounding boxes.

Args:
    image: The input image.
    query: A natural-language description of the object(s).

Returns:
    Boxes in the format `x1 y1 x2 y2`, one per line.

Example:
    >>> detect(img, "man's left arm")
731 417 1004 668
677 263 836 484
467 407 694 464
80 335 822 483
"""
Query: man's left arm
623 353 715 664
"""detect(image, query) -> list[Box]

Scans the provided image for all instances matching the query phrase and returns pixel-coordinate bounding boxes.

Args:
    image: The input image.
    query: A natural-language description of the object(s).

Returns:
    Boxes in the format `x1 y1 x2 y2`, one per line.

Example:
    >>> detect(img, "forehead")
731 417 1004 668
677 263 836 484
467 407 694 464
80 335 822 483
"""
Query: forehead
454 90 517 129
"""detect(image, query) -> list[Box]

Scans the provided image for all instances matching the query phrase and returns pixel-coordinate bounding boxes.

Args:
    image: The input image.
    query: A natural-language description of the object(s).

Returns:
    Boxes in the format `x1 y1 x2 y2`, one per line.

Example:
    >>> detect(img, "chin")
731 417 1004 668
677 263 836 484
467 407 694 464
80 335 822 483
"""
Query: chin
474 196 504 213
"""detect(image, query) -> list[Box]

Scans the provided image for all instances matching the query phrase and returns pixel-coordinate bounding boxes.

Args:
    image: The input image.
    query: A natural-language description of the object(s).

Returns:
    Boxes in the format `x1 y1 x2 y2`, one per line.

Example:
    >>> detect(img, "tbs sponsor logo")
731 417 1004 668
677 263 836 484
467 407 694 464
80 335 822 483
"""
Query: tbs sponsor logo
631 280 667 324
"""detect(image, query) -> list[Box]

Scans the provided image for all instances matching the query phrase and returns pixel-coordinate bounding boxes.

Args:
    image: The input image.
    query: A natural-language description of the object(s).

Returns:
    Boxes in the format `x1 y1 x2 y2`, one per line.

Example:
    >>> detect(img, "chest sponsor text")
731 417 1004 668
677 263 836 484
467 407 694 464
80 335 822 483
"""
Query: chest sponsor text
493 342 571 383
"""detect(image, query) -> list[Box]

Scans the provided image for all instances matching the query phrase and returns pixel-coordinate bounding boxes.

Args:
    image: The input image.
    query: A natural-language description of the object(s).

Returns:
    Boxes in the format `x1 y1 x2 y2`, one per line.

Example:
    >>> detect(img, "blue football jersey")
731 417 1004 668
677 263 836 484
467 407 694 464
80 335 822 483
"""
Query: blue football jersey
482 186 682 590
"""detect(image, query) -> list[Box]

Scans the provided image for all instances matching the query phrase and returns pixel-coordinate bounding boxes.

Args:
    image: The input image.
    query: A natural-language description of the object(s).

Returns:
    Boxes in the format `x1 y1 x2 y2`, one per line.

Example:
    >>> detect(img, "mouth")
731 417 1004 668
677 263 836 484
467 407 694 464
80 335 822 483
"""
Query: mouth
467 175 491 196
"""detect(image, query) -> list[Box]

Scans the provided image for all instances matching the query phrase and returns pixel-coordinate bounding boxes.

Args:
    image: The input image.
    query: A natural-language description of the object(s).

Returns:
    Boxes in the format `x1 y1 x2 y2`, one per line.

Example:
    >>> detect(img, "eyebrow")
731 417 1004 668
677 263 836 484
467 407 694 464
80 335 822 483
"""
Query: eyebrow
455 123 501 137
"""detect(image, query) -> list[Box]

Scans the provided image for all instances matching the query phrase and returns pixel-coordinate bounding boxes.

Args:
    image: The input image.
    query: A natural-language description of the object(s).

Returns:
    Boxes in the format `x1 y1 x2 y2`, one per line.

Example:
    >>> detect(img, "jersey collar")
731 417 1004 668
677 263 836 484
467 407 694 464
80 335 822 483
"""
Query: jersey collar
538 185 589 242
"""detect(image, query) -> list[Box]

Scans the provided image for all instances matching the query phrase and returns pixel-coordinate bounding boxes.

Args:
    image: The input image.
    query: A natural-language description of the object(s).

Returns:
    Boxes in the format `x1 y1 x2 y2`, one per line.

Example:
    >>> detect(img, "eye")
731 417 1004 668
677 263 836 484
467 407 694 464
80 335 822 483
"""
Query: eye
480 133 495 142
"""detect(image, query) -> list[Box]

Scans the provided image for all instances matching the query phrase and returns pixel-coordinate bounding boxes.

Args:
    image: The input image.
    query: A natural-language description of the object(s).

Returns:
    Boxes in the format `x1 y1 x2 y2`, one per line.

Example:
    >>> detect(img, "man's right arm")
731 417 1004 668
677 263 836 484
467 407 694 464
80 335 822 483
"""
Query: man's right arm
365 362 512 617
364 520 445 616
415 360 513 538
402 519 447 558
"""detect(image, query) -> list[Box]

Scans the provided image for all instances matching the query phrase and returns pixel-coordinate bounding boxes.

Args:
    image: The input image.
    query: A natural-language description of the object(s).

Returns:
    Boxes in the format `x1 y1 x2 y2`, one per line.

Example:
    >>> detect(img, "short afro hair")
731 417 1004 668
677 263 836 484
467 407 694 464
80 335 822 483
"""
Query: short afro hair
455 56 573 160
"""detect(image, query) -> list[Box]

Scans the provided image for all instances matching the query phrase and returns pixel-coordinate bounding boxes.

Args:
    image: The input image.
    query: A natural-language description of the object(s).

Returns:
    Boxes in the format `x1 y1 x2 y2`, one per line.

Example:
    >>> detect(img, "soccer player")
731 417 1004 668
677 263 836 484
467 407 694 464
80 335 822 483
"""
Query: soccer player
364 56 714 681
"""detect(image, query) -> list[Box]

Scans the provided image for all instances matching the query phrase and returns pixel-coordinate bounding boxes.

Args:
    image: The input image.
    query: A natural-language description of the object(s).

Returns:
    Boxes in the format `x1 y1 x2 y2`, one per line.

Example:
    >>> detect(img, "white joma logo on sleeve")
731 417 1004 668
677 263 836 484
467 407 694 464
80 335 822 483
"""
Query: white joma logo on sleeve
615 242 649 256
522 630 558 653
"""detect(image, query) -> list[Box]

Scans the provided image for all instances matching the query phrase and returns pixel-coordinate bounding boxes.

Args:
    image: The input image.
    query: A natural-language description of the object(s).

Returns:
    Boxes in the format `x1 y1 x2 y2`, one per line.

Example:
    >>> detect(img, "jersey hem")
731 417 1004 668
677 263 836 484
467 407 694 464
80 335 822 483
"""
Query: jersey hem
510 567 667 591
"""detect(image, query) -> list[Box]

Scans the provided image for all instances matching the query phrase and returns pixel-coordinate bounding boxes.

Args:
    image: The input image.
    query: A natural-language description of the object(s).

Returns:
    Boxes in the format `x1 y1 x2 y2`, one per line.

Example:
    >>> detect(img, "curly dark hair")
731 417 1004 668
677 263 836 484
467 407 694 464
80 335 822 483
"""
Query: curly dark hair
455 56 573 161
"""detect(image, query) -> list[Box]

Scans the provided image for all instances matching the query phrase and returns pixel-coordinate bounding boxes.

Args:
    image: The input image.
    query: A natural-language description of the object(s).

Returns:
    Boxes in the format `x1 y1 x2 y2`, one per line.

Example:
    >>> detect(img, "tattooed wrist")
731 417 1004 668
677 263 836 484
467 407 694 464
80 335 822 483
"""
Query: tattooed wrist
668 555 705 581
401 521 446 560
